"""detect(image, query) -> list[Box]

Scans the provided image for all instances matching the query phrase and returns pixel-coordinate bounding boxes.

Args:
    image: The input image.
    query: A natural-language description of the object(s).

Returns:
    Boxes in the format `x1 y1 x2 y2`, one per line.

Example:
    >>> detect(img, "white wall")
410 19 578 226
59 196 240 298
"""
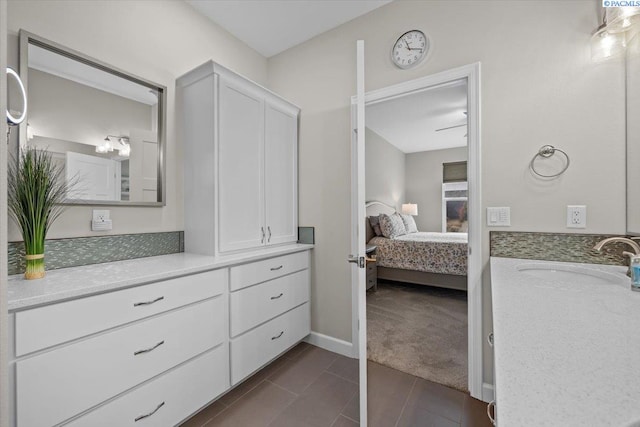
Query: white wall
7 0 268 240
267 0 626 384
406 147 468 232
1 2 9 425
365 127 405 209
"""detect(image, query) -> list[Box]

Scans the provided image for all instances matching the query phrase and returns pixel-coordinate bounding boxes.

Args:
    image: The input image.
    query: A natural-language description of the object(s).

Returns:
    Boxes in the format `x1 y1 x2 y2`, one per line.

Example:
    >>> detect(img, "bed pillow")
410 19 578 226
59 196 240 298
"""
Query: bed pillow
379 213 407 239
369 215 383 236
400 214 418 233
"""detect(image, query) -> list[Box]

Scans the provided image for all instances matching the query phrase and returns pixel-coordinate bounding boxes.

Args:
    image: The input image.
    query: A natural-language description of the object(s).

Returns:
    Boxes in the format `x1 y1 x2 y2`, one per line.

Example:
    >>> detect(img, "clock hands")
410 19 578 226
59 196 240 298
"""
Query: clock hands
404 38 423 52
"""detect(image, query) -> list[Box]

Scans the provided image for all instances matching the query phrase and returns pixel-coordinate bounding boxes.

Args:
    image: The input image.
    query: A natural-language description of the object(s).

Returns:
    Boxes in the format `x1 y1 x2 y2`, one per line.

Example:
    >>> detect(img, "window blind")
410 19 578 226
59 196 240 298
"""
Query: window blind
443 161 467 183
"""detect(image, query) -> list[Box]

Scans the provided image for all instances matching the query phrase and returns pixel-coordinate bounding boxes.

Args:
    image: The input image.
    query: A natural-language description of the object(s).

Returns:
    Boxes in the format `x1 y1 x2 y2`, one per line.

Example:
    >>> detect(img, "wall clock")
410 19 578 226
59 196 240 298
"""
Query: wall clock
391 30 429 69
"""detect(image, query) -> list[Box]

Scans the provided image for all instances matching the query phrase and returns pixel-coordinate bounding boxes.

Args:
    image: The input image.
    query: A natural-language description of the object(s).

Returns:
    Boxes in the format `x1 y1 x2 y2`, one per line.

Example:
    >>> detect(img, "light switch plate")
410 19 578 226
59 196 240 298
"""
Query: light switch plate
92 210 112 231
487 207 511 226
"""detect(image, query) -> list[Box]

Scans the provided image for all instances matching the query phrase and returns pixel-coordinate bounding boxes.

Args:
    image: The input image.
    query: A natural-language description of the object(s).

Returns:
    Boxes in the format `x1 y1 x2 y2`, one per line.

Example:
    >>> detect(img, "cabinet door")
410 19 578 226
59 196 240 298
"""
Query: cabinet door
264 102 298 246
218 76 265 253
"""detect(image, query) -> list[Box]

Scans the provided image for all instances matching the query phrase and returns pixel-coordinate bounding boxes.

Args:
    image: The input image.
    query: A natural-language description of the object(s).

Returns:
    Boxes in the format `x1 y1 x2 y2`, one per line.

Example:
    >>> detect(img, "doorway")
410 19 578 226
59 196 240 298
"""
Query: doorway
350 60 482 425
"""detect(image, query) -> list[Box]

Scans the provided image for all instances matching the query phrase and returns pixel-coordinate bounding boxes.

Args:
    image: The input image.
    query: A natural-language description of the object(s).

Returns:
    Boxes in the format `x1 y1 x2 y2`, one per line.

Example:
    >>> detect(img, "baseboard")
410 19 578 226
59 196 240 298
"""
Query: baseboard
482 382 495 403
304 331 353 358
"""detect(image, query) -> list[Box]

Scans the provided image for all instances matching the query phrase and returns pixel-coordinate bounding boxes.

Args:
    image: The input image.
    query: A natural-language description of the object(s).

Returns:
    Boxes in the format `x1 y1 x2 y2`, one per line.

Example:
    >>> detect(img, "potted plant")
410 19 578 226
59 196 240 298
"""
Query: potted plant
8 147 74 279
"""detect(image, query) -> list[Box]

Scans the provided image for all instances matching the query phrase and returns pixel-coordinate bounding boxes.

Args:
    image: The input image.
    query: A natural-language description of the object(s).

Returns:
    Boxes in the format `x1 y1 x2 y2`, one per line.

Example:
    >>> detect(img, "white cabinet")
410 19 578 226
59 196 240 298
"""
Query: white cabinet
179 62 300 256
217 74 265 252
228 252 311 385
10 269 229 427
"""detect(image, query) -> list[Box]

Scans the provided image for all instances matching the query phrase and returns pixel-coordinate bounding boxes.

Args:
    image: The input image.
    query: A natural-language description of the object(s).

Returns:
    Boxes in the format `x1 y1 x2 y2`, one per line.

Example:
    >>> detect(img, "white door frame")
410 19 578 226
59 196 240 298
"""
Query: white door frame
350 62 483 400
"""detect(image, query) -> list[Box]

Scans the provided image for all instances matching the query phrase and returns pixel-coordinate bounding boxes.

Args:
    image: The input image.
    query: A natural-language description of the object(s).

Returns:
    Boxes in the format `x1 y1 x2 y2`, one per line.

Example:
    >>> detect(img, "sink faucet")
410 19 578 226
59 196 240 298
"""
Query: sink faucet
593 237 640 277
593 237 640 257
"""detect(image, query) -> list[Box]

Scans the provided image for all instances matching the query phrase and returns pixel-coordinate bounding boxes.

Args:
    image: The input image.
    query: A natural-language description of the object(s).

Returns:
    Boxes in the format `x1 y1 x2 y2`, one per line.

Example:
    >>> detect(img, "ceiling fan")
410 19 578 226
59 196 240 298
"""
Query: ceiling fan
435 112 467 137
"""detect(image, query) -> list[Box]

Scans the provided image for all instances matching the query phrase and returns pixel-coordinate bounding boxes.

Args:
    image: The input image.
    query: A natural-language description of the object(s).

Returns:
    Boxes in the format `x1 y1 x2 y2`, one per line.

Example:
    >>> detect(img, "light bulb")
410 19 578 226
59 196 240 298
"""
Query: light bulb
591 26 626 61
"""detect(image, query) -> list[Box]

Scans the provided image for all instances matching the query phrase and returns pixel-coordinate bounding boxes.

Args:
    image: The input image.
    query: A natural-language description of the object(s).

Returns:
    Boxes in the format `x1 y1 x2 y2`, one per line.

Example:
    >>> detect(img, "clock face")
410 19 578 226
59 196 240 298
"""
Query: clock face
392 30 429 69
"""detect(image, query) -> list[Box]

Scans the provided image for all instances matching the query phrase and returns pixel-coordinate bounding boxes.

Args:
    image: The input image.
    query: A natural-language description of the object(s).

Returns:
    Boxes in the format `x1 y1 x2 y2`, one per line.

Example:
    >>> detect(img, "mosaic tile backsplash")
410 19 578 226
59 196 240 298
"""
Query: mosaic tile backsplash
8 231 184 276
490 231 629 266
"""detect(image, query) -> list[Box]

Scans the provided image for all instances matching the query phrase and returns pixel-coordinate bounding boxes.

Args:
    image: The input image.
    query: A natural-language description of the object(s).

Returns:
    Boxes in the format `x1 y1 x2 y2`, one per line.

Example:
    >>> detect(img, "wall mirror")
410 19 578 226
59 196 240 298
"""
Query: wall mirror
18 30 166 206
627 31 640 234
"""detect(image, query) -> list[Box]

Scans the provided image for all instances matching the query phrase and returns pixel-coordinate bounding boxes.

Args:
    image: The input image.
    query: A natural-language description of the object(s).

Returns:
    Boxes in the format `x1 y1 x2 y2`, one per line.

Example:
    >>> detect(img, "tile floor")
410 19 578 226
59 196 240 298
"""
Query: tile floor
182 343 491 427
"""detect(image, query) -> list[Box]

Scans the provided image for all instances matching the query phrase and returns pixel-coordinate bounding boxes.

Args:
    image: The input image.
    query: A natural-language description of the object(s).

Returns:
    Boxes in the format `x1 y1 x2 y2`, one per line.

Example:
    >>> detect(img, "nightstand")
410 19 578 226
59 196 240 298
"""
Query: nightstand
366 245 377 291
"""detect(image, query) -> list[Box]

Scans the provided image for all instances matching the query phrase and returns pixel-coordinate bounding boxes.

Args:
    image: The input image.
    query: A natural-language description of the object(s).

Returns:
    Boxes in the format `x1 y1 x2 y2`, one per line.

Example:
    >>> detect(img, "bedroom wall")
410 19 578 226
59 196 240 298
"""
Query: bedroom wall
365 127 405 210
405 147 468 232
267 0 625 386
6 0 268 240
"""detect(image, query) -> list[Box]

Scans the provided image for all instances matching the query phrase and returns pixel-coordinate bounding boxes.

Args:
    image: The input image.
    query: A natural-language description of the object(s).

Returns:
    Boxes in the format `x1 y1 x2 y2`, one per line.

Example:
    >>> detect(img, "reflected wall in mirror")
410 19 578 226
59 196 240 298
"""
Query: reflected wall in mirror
19 31 166 205
627 31 640 234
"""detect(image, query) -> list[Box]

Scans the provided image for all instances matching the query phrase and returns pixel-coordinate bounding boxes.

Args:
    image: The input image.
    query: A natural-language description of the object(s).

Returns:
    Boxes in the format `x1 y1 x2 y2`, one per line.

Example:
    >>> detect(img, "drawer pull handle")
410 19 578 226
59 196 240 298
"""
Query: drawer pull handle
271 331 284 340
270 265 284 271
488 332 494 347
134 340 165 356
134 401 165 422
270 293 284 300
133 296 164 307
487 400 496 426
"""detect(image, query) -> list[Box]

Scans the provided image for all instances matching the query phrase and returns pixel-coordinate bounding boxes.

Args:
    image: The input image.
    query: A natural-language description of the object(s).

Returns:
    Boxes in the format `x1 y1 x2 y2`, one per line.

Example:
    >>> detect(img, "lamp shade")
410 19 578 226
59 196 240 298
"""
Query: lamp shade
605 7 640 33
401 203 418 216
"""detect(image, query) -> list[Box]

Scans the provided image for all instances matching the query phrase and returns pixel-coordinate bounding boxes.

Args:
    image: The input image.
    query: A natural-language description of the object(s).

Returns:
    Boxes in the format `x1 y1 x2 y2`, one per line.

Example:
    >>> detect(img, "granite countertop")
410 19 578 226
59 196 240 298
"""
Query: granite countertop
8 244 314 312
490 257 640 427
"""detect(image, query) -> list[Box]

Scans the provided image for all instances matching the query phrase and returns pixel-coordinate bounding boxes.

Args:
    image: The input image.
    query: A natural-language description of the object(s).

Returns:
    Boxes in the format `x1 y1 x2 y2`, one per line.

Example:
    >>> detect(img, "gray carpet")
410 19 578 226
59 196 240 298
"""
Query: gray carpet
367 281 468 391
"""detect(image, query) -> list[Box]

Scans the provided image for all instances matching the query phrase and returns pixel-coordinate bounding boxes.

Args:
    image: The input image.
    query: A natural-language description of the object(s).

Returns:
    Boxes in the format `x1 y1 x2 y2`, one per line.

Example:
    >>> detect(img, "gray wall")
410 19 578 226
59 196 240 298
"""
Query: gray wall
405 147 468 232
267 0 625 387
365 128 405 210
28 68 152 150
7 0 268 240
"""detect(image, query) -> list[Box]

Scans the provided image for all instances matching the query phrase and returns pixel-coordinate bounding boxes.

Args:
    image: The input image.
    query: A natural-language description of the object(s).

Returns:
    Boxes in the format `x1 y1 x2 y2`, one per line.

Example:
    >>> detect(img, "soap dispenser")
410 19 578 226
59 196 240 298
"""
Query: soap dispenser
630 255 640 292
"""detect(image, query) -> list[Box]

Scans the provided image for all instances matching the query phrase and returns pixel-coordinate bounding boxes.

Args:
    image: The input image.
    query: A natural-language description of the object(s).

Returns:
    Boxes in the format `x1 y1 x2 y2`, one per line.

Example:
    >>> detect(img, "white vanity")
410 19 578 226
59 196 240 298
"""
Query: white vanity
490 257 640 426
7 247 312 427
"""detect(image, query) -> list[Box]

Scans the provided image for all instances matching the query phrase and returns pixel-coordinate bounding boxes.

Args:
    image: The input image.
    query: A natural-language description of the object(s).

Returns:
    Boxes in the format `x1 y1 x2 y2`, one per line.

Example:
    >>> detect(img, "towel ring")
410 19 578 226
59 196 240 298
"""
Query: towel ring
530 145 570 178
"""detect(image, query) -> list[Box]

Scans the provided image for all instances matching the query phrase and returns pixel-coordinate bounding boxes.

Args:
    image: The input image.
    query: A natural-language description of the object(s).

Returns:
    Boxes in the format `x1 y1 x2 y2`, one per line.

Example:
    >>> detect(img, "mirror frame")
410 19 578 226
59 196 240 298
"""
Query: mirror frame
18 30 167 207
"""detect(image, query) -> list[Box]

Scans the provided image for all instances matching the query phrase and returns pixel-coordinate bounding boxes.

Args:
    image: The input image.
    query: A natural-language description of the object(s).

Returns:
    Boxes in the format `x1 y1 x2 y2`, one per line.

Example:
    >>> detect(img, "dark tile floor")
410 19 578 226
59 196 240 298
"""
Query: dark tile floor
181 343 491 427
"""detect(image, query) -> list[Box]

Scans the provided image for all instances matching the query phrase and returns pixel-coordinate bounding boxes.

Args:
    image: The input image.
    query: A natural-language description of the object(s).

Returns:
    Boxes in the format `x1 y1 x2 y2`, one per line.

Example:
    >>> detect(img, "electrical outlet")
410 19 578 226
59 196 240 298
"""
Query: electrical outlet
92 210 110 223
567 205 586 228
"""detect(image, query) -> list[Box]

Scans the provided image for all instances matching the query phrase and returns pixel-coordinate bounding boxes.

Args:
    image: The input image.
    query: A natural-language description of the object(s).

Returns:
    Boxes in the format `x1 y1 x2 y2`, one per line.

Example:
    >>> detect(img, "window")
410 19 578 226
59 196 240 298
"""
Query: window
442 181 468 233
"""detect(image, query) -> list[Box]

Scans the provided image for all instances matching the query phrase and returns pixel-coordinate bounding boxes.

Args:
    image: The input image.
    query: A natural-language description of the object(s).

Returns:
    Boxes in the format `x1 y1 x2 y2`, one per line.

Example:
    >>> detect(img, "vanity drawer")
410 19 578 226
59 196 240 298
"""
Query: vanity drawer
16 297 224 427
230 269 309 337
15 268 227 356
230 251 309 291
65 345 228 427
230 302 310 385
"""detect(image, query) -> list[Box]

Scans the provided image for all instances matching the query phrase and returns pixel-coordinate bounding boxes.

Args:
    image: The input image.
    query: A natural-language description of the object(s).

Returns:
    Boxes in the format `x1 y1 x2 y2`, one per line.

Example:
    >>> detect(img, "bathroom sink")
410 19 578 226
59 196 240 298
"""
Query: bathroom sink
515 263 628 286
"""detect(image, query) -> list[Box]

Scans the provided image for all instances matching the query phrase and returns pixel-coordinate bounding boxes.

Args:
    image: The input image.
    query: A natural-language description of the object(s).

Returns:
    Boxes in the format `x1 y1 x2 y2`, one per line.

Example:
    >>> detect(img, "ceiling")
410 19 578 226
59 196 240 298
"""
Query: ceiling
185 0 392 57
366 80 468 154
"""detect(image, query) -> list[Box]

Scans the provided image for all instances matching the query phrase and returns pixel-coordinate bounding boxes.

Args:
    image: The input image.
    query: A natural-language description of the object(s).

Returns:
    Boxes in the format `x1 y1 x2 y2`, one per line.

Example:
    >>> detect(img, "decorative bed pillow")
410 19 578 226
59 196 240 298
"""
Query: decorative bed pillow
379 213 407 239
400 214 418 233
369 215 383 236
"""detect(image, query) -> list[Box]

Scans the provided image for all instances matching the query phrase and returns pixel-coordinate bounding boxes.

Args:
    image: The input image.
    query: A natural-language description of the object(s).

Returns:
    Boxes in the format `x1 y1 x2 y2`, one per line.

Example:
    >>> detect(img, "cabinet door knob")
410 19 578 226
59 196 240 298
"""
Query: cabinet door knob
267 226 272 242
134 401 165 422
488 332 494 347
134 340 165 356
261 227 265 244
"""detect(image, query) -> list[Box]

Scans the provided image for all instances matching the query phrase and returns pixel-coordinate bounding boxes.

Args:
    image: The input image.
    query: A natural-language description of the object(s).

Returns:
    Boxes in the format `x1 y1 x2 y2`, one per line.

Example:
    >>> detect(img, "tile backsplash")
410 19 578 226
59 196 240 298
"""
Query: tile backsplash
490 231 628 266
8 231 184 276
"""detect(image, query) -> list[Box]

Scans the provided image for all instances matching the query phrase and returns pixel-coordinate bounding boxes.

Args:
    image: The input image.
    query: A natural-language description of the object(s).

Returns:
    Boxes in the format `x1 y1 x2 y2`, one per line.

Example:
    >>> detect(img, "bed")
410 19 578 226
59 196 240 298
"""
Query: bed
366 201 468 291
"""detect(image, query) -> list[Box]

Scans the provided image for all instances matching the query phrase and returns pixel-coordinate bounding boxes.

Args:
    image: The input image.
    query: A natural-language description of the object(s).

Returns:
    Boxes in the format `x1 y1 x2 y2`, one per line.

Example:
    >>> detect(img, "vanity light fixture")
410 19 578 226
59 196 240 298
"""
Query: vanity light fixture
96 135 131 156
591 7 639 62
